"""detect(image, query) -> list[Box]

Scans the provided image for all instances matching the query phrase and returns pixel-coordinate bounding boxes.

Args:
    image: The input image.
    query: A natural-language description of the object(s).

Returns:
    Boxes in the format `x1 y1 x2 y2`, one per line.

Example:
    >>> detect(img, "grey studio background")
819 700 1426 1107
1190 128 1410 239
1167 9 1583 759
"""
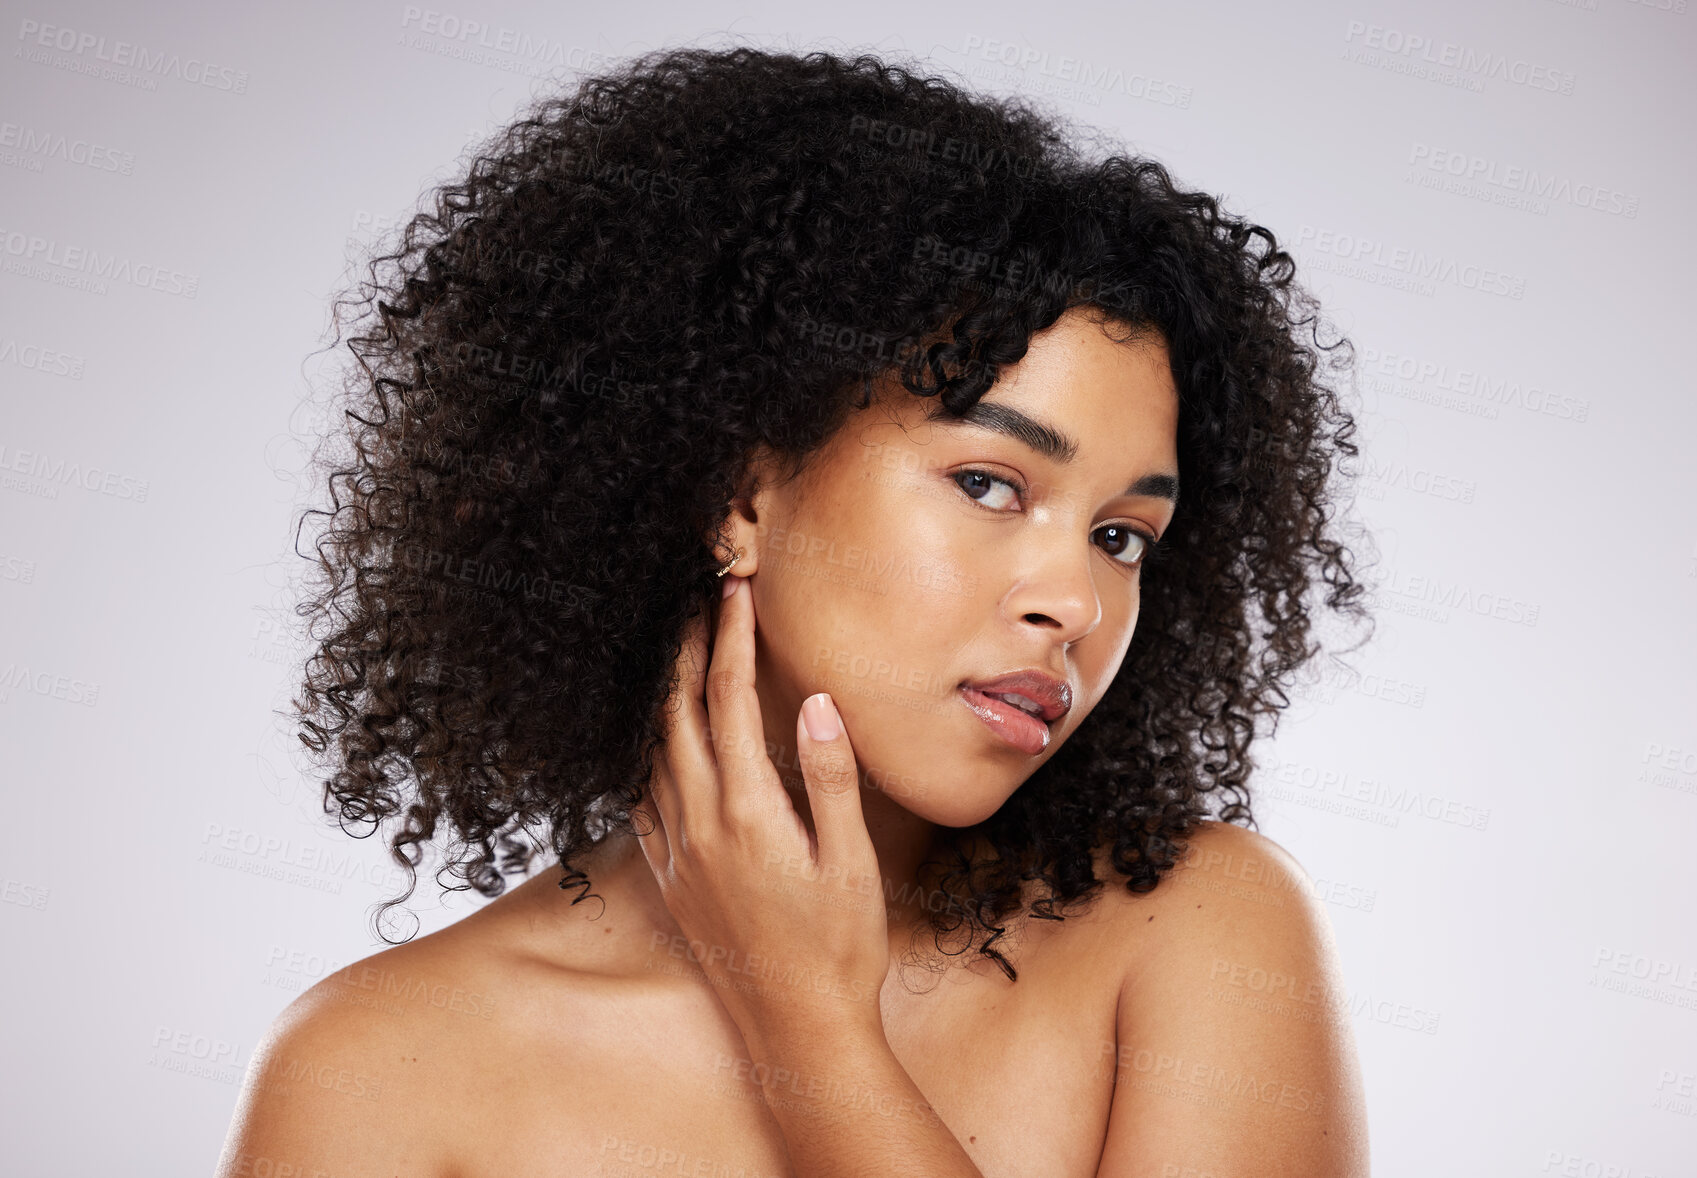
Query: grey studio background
2 0 1693 1174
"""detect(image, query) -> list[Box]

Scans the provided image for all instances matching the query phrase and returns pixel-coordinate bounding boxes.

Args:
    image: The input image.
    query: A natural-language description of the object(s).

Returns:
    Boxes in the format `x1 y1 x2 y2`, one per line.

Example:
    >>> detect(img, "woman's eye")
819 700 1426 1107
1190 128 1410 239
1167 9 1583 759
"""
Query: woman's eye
1095 524 1153 568
952 469 1158 570
952 469 1021 511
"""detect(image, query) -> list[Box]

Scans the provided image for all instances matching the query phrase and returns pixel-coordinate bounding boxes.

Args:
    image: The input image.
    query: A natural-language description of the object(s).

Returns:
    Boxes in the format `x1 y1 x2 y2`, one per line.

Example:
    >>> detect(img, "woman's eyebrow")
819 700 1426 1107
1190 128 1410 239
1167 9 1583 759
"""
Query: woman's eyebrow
923 399 1180 502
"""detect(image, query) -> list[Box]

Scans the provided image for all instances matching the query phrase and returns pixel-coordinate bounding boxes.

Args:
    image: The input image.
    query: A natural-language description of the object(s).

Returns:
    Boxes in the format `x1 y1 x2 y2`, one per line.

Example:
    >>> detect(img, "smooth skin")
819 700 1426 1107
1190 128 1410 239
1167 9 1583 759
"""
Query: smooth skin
214 307 1369 1177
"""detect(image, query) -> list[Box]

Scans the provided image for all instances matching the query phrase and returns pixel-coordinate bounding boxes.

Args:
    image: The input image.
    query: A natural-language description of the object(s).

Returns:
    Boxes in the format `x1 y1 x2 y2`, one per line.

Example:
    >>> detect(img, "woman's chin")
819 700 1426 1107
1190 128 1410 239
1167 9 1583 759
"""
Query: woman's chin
878 788 1016 829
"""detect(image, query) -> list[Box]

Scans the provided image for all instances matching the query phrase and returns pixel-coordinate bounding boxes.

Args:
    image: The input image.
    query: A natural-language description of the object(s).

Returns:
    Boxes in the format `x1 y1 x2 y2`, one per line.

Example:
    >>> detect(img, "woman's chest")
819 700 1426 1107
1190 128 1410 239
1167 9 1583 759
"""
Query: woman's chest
446 942 1124 1178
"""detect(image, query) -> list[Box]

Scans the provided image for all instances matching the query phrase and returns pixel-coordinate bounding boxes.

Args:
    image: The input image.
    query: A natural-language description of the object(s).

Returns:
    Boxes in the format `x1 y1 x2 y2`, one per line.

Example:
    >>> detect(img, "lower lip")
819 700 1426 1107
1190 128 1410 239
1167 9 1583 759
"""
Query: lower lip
958 686 1052 756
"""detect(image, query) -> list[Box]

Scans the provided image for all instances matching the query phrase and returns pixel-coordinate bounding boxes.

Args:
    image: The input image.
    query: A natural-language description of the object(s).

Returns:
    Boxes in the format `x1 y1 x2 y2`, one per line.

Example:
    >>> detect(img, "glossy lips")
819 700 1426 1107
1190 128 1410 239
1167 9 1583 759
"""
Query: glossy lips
957 670 1073 756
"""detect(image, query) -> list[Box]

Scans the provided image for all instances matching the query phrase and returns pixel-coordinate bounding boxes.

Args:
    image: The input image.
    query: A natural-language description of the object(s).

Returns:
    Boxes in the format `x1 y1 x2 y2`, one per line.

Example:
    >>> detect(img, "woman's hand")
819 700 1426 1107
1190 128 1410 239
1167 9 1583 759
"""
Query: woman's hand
630 573 890 1050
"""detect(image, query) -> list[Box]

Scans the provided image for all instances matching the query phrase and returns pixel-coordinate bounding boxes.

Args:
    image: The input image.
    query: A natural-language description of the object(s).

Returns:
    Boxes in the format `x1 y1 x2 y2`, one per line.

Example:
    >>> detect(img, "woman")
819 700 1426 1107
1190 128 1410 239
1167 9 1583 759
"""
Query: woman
218 45 1374 1177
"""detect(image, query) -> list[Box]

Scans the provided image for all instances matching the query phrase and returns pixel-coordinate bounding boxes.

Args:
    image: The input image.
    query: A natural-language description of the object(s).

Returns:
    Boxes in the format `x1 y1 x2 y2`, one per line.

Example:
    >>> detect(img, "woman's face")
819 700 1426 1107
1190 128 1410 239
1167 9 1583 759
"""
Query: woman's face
729 306 1181 827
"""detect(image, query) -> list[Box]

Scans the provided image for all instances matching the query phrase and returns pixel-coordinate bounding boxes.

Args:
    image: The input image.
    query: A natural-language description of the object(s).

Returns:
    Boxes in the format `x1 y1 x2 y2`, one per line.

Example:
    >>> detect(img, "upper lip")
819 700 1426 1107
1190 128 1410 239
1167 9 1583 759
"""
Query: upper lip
961 669 1073 724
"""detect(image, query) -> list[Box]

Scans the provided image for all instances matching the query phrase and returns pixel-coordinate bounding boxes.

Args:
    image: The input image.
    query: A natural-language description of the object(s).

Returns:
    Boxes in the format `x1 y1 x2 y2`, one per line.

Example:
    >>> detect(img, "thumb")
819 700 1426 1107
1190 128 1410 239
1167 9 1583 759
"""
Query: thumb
796 692 871 871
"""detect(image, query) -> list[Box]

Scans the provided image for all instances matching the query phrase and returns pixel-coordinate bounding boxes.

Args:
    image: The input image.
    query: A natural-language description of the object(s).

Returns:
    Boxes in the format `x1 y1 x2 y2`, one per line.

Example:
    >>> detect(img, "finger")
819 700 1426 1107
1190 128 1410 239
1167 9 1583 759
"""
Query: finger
656 597 717 834
709 575 786 827
795 692 872 871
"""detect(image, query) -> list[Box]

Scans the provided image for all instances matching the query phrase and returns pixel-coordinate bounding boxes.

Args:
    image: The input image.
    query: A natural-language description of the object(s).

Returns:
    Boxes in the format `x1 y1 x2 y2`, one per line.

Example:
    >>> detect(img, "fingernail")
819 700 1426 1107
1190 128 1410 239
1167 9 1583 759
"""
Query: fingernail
721 575 739 600
802 693 840 742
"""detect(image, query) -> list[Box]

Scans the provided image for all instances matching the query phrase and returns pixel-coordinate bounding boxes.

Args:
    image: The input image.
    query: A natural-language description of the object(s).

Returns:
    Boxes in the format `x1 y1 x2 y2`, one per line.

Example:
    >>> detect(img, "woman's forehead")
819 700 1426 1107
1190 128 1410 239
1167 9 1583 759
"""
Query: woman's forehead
862 323 1176 441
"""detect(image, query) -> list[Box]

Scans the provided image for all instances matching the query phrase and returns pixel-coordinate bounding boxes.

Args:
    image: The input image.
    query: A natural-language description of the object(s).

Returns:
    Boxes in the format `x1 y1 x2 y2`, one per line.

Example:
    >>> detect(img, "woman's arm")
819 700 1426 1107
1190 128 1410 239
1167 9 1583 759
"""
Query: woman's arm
739 1008 984 1177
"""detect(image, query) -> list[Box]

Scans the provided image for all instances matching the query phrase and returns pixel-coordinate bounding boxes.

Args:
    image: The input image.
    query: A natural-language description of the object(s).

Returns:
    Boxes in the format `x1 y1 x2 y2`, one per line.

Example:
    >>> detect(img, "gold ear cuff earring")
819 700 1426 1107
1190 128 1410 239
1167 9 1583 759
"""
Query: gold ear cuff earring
714 546 745 578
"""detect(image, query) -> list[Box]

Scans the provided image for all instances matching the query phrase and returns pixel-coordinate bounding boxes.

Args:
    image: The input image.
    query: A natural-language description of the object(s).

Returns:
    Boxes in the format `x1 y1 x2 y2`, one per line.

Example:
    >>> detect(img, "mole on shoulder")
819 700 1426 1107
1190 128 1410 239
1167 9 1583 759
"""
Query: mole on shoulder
1146 915 1154 922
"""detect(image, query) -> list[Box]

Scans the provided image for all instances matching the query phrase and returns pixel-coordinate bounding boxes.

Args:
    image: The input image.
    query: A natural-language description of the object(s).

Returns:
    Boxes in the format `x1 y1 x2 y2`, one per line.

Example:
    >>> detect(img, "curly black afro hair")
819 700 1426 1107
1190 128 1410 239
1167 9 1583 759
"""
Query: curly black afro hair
292 44 1374 976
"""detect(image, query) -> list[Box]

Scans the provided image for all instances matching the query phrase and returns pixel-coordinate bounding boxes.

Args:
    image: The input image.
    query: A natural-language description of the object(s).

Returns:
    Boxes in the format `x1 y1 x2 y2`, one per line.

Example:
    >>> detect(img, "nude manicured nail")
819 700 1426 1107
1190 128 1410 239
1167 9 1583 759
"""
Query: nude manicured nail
802 693 840 742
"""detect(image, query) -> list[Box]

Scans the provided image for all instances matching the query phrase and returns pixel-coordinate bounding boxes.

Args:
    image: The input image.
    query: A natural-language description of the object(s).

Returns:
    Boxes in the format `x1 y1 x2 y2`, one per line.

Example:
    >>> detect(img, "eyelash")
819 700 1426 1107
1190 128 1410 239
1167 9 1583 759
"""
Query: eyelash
951 468 1163 569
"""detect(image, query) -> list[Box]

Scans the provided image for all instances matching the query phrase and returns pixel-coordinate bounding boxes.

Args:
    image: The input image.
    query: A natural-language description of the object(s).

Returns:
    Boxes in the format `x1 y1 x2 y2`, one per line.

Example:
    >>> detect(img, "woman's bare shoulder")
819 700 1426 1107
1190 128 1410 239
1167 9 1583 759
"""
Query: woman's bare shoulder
1091 817 1315 905
1087 819 1333 983
1091 827 1371 1169
214 930 488 1178
216 880 602 1178
1164 817 1315 891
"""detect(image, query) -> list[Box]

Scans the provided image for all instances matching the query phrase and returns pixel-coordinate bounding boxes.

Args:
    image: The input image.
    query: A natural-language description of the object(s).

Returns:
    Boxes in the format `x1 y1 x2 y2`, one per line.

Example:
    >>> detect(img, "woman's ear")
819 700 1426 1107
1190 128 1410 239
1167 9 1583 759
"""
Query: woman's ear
703 443 786 578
